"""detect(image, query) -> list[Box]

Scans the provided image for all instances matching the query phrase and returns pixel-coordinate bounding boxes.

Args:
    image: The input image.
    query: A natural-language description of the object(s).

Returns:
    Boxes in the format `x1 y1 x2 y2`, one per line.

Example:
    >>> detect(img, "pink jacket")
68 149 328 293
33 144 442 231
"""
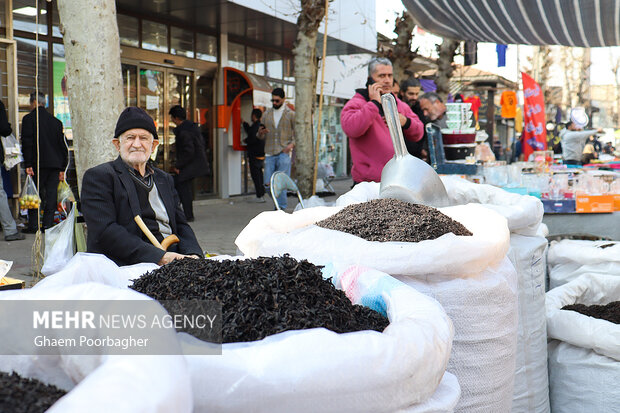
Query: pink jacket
341 91 424 183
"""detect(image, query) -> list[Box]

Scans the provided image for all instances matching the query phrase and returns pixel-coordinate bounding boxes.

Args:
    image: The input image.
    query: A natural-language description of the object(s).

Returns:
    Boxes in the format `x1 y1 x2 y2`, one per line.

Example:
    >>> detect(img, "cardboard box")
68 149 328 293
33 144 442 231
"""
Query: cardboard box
542 199 576 213
576 195 615 213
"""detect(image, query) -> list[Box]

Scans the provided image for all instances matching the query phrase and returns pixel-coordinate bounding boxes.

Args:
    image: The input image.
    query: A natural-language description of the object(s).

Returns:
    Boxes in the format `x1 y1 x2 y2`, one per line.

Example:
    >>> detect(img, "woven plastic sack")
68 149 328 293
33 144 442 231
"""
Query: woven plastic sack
182 261 456 413
437 176 550 413
547 239 620 289
319 180 519 413
0 282 192 413
546 273 620 412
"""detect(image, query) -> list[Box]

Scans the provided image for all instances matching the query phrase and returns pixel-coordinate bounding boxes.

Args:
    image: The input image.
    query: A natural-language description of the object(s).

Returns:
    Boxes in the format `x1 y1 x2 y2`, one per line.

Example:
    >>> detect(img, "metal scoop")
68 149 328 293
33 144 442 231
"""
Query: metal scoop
379 93 450 207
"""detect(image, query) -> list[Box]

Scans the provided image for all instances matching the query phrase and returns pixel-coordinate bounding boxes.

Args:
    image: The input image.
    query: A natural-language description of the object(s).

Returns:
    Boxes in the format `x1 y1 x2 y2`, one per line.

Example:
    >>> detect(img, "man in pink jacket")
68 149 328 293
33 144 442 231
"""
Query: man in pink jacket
341 57 424 183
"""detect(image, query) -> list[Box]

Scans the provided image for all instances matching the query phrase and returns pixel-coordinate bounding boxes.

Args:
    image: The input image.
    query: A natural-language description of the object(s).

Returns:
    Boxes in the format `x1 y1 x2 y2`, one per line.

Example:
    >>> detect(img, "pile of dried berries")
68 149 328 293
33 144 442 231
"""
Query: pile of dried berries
130 255 389 343
562 301 620 324
316 198 472 242
0 371 67 413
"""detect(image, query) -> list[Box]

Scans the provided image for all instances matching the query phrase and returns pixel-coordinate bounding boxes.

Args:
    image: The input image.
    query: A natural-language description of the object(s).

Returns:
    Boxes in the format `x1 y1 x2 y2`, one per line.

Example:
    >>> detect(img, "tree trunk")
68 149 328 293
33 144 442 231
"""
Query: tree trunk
293 0 326 197
388 11 417 82
435 38 459 101
57 0 124 191
576 48 591 108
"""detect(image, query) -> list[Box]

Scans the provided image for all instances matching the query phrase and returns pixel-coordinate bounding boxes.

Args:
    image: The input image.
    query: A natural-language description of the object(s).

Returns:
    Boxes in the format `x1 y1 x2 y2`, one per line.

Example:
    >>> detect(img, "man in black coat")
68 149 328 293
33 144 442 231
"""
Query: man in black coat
81 107 202 266
169 105 208 221
21 92 68 232
242 108 267 202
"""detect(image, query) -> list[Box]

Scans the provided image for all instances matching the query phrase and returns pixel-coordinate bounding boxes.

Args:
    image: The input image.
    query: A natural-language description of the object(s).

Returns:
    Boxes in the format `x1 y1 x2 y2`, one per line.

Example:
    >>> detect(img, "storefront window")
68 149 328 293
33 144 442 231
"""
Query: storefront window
52 43 72 140
285 84 295 104
266 51 282 79
228 42 245 71
16 37 48 116
246 47 264 76
196 33 217 62
52 1 61 37
142 20 168 53
13 0 47 35
283 56 294 82
314 99 347 177
171 26 194 58
118 14 139 48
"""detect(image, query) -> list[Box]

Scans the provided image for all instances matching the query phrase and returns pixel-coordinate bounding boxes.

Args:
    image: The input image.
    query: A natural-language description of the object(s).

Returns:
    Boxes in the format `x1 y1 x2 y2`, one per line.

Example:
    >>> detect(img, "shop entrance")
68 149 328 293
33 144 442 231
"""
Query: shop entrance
120 62 216 196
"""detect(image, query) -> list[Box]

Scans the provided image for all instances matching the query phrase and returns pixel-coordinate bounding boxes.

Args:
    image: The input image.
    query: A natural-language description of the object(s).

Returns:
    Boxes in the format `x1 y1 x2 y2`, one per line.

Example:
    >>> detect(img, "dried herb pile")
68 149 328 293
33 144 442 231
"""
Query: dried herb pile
316 198 472 243
130 256 389 343
562 301 620 324
0 371 67 413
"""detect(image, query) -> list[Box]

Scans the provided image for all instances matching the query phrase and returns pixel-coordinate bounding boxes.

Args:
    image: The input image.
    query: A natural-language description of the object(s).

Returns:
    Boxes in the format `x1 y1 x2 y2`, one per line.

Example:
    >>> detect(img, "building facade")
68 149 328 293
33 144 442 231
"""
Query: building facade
1 0 375 199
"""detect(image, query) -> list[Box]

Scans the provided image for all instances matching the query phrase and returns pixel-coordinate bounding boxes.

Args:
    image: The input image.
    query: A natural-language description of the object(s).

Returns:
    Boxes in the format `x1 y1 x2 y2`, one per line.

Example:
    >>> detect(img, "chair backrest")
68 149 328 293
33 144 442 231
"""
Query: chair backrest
270 171 305 211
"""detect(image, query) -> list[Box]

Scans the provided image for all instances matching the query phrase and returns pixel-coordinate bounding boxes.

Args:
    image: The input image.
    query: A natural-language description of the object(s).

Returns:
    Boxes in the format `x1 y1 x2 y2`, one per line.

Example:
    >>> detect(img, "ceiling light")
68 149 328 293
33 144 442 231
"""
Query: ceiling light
13 7 47 16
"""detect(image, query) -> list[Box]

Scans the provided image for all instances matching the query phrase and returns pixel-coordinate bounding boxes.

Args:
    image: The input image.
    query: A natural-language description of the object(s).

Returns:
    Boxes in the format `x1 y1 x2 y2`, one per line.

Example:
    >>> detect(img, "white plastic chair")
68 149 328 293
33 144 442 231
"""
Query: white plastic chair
270 171 304 211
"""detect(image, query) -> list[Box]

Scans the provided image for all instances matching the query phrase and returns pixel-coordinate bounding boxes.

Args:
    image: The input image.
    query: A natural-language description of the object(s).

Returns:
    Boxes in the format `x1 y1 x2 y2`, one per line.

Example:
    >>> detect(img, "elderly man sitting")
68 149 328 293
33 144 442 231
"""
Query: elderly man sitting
81 107 202 266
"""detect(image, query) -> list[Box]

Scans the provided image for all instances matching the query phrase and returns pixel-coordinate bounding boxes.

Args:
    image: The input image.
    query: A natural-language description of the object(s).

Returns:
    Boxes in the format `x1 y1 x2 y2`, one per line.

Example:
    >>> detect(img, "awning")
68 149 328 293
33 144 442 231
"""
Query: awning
403 0 620 47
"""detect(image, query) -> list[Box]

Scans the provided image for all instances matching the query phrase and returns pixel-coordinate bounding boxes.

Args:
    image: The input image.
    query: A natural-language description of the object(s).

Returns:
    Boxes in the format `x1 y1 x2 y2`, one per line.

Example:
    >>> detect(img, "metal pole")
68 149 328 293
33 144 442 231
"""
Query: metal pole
312 0 329 195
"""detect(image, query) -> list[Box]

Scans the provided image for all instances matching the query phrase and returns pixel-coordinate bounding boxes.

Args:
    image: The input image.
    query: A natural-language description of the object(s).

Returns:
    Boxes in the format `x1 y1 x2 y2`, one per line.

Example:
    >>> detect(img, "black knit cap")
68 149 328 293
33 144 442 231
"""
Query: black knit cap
114 107 158 140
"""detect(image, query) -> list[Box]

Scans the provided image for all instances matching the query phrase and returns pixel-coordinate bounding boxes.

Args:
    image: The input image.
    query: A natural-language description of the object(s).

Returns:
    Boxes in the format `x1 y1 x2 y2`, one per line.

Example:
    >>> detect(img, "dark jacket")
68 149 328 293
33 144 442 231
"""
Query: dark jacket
21 106 68 170
243 121 265 158
406 100 430 162
0 100 12 164
81 156 202 266
173 120 208 182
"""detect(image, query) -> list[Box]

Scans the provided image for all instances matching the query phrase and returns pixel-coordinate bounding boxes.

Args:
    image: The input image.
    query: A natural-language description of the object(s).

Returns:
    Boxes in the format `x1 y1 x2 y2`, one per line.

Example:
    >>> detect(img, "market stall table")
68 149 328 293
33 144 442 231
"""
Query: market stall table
542 211 620 240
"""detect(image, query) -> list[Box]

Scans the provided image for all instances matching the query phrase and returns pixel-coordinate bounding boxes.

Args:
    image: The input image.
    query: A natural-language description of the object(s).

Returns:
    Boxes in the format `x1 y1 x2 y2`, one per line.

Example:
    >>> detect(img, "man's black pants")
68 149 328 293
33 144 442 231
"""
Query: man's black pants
249 156 265 198
175 177 194 220
27 168 60 230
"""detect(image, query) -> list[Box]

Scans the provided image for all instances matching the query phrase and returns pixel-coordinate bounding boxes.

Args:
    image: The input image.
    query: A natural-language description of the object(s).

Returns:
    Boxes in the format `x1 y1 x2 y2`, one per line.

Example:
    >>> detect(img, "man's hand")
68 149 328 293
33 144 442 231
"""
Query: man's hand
368 83 382 102
59 171 65 181
398 113 407 126
258 125 268 139
158 252 198 266
282 143 295 154
26 167 34 176
173 167 180 174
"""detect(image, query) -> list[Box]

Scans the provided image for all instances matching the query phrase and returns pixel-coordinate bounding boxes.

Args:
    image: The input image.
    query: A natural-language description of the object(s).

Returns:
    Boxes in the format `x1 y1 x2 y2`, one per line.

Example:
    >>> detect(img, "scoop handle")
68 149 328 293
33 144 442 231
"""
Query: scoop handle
381 93 408 158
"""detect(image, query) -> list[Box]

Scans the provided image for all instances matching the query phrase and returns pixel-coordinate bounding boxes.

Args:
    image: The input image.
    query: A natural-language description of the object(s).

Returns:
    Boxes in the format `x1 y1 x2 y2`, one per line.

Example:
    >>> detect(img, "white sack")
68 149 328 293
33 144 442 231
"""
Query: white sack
507 233 549 413
0 283 192 413
546 273 620 412
337 178 546 413
183 264 456 413
236 203 510 279
547 240 620 289
398 257 518 413
398 372 461 413
35 252 158 290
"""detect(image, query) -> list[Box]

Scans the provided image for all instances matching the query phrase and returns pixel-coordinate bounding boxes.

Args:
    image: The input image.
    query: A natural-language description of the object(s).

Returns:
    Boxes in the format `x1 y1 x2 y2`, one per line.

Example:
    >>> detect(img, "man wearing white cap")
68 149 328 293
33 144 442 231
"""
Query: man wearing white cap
559 107 602 165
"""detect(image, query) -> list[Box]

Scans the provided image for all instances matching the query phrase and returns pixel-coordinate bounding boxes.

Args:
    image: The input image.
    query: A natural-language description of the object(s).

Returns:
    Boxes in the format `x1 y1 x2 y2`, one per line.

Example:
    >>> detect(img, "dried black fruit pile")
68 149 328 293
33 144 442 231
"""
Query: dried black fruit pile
130 256 389 343
0 371 67 413
316 198 472 242
562 301 620 324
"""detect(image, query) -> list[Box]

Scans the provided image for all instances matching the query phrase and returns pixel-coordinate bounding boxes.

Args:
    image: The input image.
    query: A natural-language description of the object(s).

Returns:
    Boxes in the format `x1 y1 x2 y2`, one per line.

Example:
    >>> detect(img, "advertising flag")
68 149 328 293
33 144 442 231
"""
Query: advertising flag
521 72 547 160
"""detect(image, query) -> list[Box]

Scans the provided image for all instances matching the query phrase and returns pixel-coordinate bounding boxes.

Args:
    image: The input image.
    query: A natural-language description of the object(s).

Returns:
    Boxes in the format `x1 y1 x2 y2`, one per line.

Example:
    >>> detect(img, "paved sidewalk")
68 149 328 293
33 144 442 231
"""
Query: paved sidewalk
1 179 352 284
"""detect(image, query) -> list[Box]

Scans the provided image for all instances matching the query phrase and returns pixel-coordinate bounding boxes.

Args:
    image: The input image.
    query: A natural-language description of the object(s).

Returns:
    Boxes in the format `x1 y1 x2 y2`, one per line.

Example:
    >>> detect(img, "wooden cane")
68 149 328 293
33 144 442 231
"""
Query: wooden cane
134 215 179 251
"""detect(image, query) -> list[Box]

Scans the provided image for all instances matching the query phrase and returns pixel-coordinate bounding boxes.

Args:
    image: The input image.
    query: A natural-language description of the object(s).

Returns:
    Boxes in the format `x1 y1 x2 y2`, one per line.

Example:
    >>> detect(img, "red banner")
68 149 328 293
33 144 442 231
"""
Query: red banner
521 72 547 160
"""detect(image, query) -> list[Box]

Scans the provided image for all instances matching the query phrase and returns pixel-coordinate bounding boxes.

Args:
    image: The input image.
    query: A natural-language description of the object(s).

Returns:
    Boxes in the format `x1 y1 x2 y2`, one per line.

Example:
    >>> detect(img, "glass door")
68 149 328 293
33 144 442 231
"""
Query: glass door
121 61 216 197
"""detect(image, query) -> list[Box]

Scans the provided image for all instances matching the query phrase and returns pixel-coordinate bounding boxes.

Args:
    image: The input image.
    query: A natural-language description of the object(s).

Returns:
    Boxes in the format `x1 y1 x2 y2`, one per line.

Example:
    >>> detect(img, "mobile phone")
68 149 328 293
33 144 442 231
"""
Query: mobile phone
366 77 375 87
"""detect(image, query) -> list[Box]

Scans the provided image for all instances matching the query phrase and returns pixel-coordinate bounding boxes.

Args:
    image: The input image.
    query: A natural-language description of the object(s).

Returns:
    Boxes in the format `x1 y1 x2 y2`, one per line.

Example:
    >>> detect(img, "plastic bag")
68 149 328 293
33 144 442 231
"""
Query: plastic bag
1 133 23 170
475 142 495 162
57 180 75 216
19 175 41 210
42 202 76 276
